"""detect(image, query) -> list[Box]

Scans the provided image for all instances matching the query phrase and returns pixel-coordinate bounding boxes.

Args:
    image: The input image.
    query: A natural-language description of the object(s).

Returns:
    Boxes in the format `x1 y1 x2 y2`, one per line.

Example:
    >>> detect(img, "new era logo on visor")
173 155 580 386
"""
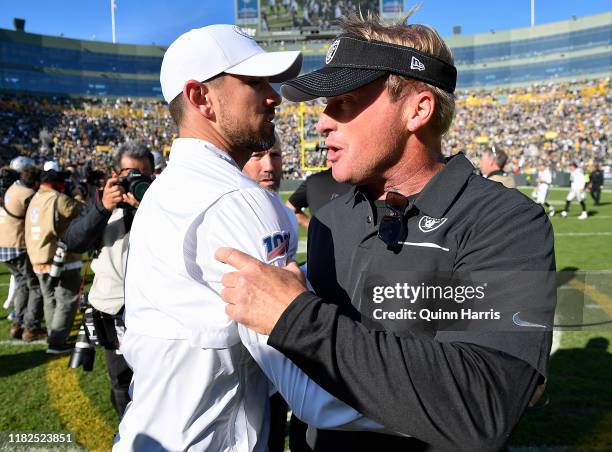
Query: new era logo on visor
326 39 341 64
411 56 425 71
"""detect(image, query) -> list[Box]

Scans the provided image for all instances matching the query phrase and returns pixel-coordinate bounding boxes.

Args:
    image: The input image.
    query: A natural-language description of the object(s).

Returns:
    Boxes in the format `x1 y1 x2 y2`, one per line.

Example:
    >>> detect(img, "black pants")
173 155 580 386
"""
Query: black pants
104 349 132 418
590 186 601 205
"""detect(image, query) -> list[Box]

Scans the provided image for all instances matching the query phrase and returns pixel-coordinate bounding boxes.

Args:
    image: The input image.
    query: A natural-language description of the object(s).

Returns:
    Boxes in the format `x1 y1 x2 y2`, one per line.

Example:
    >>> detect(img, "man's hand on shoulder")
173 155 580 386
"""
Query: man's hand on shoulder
215 247 307 335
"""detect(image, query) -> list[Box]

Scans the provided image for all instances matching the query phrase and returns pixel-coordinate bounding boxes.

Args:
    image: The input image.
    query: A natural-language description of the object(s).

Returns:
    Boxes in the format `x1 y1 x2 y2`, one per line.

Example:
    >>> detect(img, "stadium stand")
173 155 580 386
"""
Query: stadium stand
0 12 609 180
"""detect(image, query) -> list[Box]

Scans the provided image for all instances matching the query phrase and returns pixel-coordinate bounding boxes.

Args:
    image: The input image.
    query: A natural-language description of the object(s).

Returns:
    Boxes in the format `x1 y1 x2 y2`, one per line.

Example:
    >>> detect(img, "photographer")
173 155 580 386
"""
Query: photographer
0 158 45 341
63 142 154 418
25 165 84 354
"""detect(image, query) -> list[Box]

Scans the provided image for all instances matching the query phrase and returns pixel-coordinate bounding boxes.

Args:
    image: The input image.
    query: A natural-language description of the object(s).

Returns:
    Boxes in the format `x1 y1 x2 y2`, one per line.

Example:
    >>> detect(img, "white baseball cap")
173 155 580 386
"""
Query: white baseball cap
9 156 35 172
160 24 303 103
43 161 60 172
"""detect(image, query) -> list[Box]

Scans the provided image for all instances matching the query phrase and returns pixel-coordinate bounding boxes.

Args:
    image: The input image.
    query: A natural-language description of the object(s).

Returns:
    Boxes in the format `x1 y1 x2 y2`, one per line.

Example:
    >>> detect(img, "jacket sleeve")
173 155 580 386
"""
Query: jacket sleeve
268 202 554 451
288 179 309 212
62 199 112 253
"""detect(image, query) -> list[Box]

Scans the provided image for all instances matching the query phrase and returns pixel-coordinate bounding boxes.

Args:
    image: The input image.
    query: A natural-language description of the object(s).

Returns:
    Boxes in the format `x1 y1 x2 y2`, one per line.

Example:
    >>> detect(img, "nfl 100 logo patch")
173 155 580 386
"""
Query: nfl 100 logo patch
262 231 289 262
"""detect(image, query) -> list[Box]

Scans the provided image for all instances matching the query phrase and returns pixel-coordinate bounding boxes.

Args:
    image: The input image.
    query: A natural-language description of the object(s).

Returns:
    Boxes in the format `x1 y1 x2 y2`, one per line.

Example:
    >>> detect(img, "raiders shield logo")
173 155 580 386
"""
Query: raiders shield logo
418 216 447 233
326 39 340 64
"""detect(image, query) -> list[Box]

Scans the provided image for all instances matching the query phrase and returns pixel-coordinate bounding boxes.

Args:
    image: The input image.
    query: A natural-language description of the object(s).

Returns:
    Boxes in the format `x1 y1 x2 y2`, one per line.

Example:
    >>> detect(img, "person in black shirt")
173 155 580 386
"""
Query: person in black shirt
589 163 604 206
216 14 555 451
287 158 351 229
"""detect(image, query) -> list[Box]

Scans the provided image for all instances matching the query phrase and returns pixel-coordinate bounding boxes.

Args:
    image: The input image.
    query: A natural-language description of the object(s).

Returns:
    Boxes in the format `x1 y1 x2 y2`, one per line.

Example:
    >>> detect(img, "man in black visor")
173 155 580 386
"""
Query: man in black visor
217 13 556 452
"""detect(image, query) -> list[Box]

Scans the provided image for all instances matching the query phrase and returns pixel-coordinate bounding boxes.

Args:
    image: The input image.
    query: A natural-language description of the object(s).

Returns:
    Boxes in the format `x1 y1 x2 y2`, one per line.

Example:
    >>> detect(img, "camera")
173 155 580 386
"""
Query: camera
48 240 67 288
118 169 152 203
69 293 123 372
69 294 96 371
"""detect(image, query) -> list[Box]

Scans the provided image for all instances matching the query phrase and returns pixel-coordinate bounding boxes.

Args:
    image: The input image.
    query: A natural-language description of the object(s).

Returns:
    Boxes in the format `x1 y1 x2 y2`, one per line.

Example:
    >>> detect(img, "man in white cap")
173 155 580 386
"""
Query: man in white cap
115 25 383 451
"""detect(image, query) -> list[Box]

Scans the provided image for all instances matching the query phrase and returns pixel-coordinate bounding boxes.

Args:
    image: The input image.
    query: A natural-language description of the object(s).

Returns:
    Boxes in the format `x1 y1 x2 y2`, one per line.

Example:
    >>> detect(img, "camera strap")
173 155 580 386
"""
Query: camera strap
1 192 34 220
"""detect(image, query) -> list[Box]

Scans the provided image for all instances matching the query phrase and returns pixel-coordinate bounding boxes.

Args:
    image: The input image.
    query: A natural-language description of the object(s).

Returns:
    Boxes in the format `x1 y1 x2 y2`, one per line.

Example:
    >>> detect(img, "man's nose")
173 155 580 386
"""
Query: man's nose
260 154 274 171
316 110 336 136
265 82 282 107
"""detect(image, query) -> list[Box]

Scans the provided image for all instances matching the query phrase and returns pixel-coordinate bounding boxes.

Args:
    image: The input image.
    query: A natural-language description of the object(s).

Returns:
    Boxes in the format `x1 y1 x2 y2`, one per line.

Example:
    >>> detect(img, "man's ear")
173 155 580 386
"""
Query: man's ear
404 90 435 133
111 169 118 178
183 80 216 120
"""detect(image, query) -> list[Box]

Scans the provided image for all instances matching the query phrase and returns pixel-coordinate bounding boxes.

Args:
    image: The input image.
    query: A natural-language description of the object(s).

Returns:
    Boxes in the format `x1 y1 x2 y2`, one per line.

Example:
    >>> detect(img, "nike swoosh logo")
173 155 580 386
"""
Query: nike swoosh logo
398 241 450 252
513 312 546 328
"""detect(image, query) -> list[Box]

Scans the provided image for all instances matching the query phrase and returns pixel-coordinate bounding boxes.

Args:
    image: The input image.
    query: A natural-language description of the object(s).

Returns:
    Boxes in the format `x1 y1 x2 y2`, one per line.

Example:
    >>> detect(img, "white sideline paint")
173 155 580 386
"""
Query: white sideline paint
555 232 612 236
0 339 46 346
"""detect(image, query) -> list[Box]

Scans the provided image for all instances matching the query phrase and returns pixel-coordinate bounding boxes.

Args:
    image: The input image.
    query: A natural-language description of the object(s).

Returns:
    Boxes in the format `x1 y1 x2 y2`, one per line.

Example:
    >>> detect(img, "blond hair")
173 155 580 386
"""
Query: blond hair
339 10 456 135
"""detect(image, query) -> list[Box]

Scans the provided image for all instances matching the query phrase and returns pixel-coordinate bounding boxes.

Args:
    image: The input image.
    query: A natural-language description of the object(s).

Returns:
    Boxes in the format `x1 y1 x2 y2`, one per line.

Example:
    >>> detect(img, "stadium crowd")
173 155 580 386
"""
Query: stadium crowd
1 78 609 181
261 0 380 31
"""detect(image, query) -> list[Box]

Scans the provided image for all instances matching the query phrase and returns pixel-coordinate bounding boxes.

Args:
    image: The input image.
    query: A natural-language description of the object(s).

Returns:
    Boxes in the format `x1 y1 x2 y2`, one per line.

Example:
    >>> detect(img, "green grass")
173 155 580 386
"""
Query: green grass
0 188 609 450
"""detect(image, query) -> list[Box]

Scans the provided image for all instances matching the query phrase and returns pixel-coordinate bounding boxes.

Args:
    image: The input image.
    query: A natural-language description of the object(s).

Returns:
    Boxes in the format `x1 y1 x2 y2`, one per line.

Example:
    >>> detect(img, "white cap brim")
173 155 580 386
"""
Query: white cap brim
43 161 60 172
225 50 302 83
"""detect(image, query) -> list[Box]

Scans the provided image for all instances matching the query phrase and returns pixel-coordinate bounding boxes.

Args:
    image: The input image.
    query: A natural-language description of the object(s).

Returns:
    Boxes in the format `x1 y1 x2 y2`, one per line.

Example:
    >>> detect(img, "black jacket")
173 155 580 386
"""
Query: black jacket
63 191 112 253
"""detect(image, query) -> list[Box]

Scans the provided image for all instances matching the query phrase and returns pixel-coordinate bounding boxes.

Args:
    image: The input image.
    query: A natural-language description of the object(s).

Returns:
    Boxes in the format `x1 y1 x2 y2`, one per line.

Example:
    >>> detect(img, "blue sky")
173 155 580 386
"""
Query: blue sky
1 1 609 45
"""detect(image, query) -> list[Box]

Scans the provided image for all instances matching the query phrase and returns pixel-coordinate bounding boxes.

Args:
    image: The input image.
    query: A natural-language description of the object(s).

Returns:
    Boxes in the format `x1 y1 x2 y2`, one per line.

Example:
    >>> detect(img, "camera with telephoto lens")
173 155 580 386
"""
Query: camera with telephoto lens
69 293 96 371
48 240 67 288
118 170 152 204
69 293 123 372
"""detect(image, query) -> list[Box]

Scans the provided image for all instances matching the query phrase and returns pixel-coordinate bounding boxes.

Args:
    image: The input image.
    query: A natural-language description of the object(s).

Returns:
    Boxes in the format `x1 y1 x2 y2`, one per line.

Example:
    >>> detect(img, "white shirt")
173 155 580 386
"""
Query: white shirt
570 169 586 191
115 139 383 452
89 208 130 315
537 168 552 186
278 193 298 259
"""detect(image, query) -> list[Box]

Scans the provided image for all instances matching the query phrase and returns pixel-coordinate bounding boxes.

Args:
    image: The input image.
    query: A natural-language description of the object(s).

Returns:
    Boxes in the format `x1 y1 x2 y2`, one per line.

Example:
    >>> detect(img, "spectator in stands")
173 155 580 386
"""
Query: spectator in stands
0 78 609 183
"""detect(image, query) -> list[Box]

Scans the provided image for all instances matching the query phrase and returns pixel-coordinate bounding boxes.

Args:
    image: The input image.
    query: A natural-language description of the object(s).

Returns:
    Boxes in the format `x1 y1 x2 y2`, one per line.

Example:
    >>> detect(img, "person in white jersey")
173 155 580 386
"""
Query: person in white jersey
560 162 588 219
114 25 385 451
535 162 554 216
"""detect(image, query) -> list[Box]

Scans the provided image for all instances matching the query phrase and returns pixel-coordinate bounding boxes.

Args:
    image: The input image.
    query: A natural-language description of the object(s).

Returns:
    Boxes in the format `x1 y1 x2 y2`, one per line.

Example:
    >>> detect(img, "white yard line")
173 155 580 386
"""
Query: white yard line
555 232 612 236
0 339 46 346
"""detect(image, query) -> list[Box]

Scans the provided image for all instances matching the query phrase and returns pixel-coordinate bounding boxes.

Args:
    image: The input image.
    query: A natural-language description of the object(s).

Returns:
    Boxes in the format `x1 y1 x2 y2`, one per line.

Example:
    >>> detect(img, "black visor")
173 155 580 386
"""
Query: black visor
281 35 457 101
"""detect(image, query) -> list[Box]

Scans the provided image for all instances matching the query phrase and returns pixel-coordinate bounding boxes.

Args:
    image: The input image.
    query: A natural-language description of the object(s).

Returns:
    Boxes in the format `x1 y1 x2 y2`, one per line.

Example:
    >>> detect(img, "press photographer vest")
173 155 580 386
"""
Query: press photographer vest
25 186 82 268
0 182 35 249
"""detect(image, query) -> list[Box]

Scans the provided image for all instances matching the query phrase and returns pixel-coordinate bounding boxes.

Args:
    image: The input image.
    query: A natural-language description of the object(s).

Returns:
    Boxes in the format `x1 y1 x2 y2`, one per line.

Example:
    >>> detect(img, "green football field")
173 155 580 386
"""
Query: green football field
0 187 610 451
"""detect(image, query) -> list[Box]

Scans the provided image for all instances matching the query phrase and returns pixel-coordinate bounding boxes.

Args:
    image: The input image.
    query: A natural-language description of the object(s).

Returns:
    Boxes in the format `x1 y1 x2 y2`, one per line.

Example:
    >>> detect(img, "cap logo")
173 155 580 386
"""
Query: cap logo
326 39 341 64
410 56 425 71
233 25 255 41
418 216 447 233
